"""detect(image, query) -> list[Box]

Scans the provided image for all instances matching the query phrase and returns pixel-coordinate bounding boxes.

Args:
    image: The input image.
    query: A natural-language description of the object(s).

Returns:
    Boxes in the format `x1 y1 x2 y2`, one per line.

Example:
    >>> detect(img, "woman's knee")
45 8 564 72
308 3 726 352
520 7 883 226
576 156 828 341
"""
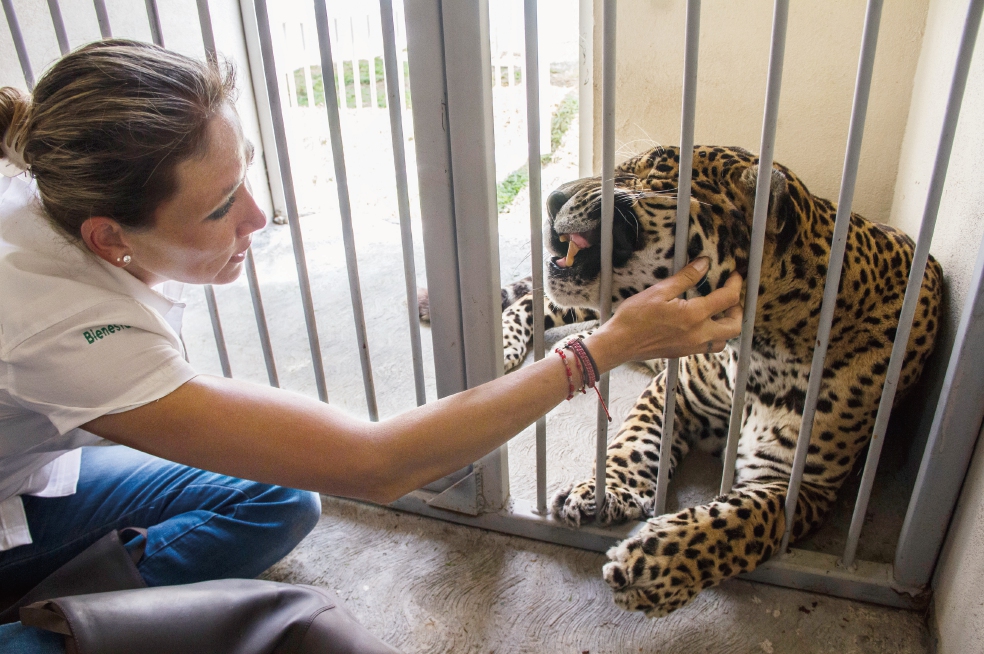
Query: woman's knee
287 489 321 539
252 486 321 547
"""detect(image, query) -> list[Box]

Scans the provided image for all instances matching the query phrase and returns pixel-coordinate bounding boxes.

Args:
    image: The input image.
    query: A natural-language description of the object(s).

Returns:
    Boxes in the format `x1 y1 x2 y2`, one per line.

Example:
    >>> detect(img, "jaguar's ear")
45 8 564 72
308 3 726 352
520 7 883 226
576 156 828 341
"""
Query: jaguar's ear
738 164 798 258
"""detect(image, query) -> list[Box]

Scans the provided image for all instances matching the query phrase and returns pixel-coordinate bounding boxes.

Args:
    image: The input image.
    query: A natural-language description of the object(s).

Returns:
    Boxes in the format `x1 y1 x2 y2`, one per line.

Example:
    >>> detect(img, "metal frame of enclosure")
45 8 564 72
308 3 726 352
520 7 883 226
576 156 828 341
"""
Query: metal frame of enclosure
5 0 984 610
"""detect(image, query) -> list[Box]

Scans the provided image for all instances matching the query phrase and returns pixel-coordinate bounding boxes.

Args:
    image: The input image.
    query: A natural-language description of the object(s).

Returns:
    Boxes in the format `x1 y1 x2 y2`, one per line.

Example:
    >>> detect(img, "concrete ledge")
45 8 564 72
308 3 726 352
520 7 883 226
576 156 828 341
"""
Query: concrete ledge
388 491 930 610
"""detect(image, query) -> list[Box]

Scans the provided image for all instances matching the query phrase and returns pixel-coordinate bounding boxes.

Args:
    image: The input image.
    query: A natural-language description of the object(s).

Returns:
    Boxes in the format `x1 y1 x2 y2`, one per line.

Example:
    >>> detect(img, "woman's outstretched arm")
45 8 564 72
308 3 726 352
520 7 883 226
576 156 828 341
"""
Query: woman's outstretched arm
82 258 742 503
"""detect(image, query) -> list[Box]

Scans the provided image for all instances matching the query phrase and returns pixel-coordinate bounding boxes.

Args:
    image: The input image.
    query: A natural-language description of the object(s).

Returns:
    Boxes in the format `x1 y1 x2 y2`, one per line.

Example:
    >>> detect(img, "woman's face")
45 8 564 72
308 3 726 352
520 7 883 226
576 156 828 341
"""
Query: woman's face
124 103 266 287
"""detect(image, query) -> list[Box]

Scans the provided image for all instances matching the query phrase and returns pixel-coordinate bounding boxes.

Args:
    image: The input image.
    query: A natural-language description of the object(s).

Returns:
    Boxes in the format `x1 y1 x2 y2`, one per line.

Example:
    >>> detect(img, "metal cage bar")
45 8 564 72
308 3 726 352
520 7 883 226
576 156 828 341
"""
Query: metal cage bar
441 0 509 512
197 0 216 61
46 0 70 55
253 0 330 402
195 0 236 386
594 0 617 517
204 285 233 378
2 0 34 90
244 248 280 387
313 0 379 421
719 0 789 495
93 0 112 39
654 0 701 516
380 0 427 408
895 216 984 587
846 0 983 569
146 0 165 47
776 0 884 559
523 0 549 515
200 0 285 391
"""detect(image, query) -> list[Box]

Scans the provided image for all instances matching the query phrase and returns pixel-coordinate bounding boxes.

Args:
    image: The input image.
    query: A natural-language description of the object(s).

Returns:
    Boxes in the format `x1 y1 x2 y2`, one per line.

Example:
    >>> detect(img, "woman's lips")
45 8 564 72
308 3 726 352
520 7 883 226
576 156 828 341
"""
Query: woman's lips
230 242 251 263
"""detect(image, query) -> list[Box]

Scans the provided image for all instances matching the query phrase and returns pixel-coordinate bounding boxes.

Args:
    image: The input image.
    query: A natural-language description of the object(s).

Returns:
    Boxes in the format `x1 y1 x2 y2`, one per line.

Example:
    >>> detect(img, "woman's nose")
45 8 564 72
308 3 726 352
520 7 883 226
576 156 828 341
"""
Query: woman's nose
239 191 267 236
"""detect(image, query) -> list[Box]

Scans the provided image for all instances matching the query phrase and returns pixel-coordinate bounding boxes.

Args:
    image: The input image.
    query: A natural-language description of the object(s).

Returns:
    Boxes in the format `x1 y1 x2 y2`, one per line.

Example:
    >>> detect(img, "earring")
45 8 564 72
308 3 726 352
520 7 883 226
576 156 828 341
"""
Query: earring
121 254 132 266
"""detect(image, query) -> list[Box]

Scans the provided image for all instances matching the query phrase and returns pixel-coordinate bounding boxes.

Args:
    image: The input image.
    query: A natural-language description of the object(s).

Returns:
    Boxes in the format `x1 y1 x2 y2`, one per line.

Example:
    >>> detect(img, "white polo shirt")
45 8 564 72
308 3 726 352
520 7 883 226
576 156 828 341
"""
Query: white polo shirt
0 176 197 551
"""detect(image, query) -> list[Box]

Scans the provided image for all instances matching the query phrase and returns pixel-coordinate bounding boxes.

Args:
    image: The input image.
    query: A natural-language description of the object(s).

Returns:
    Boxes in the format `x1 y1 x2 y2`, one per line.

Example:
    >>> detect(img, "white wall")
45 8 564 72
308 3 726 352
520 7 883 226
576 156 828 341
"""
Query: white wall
890 0 984 651
0 0 276 217
591 0 929 224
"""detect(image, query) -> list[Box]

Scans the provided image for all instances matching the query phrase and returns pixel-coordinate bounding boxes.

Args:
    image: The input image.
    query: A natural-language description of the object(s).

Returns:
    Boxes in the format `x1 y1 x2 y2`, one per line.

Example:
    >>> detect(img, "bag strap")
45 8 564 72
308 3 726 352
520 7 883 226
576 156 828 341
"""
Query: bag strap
19 602 72 636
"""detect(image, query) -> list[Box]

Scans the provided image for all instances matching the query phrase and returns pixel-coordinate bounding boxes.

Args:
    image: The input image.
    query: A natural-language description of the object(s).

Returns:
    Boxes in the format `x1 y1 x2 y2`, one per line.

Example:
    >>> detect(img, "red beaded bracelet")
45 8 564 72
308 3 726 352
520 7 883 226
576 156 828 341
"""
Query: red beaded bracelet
558 338 612 422
554 347 576 400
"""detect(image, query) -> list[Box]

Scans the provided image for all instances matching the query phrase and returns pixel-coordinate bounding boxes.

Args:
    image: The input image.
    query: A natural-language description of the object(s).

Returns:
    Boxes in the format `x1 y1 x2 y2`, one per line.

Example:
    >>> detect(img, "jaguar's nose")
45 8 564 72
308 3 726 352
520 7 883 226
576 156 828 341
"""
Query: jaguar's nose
547 189 570 218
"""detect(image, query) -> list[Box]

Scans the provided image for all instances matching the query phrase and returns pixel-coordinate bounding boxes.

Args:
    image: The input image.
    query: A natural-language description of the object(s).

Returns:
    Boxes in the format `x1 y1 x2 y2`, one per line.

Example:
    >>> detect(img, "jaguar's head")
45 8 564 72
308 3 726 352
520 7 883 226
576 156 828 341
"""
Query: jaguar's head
543 172 753 310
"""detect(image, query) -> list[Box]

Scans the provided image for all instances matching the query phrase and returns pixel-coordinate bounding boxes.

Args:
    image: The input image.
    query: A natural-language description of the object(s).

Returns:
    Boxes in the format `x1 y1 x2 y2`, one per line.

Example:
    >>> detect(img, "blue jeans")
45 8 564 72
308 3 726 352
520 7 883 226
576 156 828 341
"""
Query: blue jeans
0 445 321 653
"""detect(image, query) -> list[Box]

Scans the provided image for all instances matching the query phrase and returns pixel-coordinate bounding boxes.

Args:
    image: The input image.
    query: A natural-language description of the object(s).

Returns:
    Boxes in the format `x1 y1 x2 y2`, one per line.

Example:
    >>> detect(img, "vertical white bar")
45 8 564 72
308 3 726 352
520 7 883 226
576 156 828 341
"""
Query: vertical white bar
313 0 380 420
197 0 216 61
775 0 885 560
895 231 984 587
578 0 593 176
442 0 508 511
404 0 468 401
1 0 34 90
93 0 112 38
145 0 164 47
594 0 617 516
380 0 427 406
394 1 409 109
244 248 280 388
843 0 983 568
365 14 380 109
253 0 331 402
204 286 232 378
523 0 548 515
719 0 789 495
46 0 70 55
655 0 700 516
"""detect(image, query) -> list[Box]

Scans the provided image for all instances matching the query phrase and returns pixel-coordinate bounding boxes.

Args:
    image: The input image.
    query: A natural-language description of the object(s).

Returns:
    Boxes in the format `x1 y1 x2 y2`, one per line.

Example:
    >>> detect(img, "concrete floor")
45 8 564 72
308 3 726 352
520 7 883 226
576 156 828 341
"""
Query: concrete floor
181 99 932 653
261 496 930 654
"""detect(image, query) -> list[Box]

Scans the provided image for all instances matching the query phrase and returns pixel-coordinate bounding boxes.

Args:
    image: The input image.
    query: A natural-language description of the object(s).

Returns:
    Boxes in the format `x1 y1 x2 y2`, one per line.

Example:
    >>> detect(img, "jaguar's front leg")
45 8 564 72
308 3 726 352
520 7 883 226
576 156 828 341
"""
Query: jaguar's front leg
553 351 734 527
602 477 837 618
552 369 690 526
502 293 597 372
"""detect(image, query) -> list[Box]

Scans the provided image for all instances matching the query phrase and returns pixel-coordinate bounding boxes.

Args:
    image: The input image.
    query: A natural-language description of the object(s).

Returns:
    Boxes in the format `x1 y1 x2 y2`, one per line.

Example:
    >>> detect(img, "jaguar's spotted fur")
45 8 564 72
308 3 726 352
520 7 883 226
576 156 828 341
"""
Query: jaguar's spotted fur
498 145 942 617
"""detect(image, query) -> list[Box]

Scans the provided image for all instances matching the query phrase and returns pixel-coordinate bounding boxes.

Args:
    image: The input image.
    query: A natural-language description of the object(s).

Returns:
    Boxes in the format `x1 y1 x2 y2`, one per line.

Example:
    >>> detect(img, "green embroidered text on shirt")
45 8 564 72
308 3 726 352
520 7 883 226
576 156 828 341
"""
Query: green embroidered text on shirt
83 324 132 344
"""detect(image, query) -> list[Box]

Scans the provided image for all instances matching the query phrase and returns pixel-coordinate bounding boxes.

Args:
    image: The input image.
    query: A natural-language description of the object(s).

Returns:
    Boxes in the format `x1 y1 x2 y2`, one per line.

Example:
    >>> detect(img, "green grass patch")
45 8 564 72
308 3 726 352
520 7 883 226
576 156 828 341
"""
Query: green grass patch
497 166 530 213
495 91 578 212
293 68 308 107
550 92 578 153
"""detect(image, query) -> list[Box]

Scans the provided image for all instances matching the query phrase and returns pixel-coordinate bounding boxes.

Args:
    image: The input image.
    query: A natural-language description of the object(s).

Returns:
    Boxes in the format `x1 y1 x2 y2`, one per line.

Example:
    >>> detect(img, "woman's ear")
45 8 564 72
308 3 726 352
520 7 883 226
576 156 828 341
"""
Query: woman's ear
80 217 131 267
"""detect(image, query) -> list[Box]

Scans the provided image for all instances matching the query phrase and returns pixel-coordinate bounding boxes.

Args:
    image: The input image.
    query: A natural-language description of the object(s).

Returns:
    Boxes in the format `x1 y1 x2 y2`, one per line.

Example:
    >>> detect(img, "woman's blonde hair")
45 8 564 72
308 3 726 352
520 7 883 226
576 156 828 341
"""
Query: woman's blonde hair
0 39 236 238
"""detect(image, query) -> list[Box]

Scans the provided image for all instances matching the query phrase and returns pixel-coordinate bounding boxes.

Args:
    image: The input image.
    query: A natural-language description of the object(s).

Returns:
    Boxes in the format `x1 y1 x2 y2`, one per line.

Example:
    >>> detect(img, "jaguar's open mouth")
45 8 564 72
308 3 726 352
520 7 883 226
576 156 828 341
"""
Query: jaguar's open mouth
554 228 600 268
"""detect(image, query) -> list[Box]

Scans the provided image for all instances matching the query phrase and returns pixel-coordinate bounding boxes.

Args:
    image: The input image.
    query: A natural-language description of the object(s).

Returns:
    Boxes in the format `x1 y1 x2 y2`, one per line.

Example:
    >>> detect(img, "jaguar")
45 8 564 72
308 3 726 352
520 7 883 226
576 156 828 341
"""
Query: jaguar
495 145 942 617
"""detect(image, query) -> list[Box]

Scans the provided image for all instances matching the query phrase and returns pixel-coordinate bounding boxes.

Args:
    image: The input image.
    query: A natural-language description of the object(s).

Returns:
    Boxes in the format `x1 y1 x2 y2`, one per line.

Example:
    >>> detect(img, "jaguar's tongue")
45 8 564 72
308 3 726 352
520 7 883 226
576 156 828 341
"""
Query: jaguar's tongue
558 232 595 267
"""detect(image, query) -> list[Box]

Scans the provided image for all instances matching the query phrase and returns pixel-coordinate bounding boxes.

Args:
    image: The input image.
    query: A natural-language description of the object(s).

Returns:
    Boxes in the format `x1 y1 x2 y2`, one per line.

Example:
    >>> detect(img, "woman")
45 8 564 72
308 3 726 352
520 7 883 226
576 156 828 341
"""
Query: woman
0 40 742 650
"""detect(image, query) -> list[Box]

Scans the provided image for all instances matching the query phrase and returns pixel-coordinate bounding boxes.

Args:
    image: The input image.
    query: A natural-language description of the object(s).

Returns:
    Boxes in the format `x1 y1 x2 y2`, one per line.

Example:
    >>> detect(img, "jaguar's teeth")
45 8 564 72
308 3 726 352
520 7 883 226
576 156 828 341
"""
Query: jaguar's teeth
565 240 580 267
559 234 570 243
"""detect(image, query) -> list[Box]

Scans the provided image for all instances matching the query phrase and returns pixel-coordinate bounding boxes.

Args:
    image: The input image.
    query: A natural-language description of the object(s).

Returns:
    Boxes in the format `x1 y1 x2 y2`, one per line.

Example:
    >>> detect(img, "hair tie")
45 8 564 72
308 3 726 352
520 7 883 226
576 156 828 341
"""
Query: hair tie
0 133 30 177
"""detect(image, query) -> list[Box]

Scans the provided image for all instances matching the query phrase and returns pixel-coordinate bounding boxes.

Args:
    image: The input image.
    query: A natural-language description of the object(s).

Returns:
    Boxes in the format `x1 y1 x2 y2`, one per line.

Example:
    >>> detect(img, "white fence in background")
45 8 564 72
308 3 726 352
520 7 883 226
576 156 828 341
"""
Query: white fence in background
267 1 409 111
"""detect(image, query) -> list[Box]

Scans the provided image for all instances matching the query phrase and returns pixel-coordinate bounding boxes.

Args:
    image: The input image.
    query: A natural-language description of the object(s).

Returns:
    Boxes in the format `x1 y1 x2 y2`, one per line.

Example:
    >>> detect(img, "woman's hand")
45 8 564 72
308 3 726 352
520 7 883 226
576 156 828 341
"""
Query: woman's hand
584 257 743 373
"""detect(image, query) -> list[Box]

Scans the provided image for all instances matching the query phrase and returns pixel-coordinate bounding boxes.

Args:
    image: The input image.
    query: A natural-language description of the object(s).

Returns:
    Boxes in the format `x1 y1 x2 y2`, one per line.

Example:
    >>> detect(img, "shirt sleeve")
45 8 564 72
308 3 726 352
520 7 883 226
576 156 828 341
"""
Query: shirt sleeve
5 298 197 435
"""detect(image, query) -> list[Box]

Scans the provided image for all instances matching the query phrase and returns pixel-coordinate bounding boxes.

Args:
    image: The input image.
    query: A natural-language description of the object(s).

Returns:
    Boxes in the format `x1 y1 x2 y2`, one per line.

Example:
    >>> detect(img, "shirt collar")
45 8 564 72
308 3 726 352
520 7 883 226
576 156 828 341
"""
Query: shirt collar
93 255 183 317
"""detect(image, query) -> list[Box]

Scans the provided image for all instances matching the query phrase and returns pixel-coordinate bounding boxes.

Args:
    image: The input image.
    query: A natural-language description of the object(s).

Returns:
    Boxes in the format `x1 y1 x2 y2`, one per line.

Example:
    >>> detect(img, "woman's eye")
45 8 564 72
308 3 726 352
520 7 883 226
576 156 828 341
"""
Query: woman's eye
208 195 236 220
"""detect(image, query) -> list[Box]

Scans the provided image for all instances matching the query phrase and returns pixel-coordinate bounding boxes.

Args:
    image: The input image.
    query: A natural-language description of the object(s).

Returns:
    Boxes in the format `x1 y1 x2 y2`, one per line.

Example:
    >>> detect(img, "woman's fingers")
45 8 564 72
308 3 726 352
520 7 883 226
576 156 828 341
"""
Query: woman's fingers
690 271 743 318
708 303 744 339
651 256 711 300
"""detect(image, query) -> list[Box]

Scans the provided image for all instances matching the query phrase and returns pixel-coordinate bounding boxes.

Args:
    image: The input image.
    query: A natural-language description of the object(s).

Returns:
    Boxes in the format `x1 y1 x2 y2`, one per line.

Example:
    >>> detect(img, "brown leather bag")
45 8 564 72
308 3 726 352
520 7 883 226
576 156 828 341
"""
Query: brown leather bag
19 580 402 654
3 528 402 653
